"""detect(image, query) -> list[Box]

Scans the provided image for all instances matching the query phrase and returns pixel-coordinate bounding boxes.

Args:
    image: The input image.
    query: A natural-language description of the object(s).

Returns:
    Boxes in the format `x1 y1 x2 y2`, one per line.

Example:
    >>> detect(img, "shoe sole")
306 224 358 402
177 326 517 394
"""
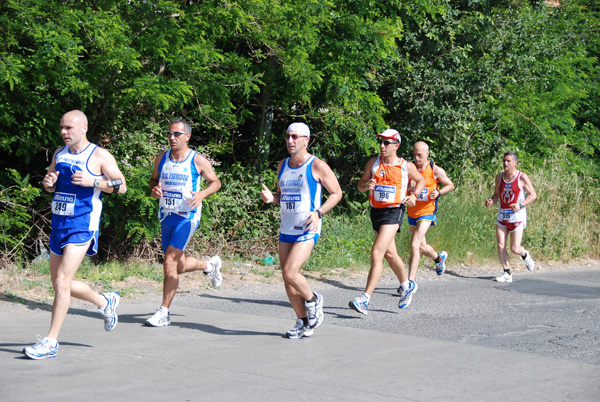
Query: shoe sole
310 294 324 328
286 329 314 339
348 301 368 315
436 252 448 275
209 257 223 288
24 351 58 360
145 320 171 327
104 294 120 331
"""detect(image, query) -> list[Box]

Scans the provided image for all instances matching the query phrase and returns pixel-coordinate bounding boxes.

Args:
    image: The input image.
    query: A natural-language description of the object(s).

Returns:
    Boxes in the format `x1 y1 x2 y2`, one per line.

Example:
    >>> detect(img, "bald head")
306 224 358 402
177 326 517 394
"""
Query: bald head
62 110 88 126
413 141 430 168
60 110 90 150
414 141 429 153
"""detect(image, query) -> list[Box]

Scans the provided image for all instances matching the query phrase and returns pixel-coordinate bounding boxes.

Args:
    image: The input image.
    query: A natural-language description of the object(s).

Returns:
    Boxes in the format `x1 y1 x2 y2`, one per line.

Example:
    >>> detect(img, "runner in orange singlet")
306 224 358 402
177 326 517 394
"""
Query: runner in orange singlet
406 142 455 299
349 129 425 316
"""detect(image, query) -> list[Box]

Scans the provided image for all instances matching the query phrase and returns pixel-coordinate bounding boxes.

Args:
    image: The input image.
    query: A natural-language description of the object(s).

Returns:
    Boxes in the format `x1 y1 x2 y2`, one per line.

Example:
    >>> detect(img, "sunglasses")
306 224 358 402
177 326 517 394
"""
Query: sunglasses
380 140 399 146
167 131 189 137
285 134 309 140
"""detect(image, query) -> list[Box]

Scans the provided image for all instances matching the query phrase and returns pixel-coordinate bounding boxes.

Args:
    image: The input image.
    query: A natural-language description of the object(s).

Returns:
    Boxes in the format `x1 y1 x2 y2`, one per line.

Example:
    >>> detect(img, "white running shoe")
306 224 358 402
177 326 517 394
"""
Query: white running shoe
23 336 59 360
145 306 171 327
398 281 418 309
286 319 314 339
349 295 369 315
205 256 222 288
98 292 120 331
494 272 513 283
523 251 535 271
305 292 324 328
436 251 448 275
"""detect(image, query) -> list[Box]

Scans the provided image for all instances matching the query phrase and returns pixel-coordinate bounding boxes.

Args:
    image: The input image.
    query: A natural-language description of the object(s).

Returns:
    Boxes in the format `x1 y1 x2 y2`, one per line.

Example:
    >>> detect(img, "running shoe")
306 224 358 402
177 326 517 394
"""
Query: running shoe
398 281 418 309
494 272 513 283
145 306 171 327
436 251 448 276
23 336 59 360
205 256 223 288
286 319 314 339
98 292 120 331
305 292 324 328
349 295 369 315
522 251 535 271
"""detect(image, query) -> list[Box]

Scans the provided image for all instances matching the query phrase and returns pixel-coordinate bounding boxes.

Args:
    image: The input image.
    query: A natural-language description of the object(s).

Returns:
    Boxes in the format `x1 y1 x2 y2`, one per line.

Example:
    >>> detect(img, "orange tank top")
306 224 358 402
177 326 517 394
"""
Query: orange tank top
368 156 408 208
407 161 438 218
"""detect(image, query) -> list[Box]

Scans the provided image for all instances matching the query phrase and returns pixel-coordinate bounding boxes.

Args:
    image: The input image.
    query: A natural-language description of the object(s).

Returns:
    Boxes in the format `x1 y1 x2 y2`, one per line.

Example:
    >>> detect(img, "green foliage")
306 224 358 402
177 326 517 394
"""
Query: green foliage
0 169 42 261
0 0 598 264
196 163 280 255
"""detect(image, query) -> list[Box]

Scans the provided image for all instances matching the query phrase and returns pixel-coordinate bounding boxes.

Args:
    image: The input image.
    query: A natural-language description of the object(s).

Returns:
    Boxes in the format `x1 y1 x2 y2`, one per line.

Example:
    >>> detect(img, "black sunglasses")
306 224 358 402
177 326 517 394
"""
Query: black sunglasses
380 140 399 146
167 131 189 137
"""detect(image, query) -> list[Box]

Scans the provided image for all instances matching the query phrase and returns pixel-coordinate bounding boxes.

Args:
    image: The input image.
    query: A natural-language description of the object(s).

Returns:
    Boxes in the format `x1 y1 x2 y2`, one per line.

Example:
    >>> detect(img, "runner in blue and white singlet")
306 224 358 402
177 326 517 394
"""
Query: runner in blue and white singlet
278 154 322 242
51 143 104 231
260 122 342 339
146 118 222 327
26 110 127 360
157 149 202 219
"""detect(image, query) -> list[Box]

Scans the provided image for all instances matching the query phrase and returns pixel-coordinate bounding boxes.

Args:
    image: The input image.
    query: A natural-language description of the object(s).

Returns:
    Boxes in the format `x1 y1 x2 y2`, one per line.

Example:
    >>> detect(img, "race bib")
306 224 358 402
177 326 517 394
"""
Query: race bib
52 192 76 216
415 188 429 201
281 194 301 213
374 185 396 202
498 208 517 223
160 190 183 209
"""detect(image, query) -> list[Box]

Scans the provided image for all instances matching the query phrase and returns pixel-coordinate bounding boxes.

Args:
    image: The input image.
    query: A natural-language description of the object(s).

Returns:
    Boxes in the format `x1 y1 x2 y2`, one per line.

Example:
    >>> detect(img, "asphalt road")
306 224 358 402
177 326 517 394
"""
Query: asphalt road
1 263 599 401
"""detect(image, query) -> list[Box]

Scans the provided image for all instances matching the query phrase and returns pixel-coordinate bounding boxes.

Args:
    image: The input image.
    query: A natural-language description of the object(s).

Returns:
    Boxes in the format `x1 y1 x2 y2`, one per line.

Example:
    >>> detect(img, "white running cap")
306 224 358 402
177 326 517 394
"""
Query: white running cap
286 122 310 138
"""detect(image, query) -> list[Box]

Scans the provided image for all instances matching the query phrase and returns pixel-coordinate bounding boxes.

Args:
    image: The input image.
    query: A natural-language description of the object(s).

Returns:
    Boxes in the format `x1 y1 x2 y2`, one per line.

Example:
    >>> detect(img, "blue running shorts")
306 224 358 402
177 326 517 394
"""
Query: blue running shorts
160 212 200 253
279 232 319 245
408 214 437 227
49 228 99 256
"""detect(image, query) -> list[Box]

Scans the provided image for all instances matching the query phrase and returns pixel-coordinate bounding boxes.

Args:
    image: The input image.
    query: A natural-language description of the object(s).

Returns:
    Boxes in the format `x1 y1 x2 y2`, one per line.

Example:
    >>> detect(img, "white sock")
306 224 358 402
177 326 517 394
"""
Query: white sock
43 337 57 347
400 281 410 291
159 306 169 313
361 292 371 302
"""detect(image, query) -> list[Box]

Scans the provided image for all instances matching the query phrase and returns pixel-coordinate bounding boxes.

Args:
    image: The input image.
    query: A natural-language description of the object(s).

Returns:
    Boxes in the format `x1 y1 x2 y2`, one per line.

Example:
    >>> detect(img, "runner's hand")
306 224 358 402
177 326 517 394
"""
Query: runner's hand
260 184 274 204
151 182 163 199
43 171 59 189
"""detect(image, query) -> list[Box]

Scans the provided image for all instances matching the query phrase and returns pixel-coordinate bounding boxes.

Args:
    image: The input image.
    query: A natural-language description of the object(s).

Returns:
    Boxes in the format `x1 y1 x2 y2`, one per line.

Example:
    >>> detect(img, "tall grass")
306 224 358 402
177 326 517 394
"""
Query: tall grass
19 150 600 285
313 151 600 271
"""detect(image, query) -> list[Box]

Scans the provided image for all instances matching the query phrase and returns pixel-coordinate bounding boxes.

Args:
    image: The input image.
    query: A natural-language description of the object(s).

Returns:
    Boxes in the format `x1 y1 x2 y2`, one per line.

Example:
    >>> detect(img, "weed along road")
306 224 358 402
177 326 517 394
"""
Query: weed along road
2 263 599 401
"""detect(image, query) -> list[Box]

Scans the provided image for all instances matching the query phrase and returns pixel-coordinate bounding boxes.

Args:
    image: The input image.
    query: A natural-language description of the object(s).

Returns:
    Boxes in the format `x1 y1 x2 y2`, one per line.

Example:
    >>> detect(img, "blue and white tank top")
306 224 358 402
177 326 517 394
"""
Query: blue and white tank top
51 143 103 230
278 155 322 235
158 150 202 217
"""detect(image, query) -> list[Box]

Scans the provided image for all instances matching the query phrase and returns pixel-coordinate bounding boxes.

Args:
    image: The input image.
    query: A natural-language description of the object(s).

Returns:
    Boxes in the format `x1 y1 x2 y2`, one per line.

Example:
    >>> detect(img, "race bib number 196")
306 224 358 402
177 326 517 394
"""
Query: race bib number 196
374 185 396 202
52 192 76 216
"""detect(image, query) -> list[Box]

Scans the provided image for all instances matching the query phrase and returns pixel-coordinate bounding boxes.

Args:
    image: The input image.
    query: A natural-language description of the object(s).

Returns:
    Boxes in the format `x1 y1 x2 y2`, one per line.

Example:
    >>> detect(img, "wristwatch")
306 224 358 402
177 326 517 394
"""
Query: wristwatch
316 209 324 219
93 179 101 188
519 203 524 209
108 178 123 194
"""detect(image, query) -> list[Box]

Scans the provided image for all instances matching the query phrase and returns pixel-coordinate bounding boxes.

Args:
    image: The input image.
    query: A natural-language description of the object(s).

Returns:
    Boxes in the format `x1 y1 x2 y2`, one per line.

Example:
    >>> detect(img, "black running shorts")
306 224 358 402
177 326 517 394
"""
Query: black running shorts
370 206 405 232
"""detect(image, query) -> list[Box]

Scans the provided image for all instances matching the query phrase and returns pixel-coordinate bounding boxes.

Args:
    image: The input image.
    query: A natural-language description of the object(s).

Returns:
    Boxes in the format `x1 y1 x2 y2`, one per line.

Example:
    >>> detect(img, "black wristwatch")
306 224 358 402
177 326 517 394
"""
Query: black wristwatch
108 179 123 194
316 209 324 219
